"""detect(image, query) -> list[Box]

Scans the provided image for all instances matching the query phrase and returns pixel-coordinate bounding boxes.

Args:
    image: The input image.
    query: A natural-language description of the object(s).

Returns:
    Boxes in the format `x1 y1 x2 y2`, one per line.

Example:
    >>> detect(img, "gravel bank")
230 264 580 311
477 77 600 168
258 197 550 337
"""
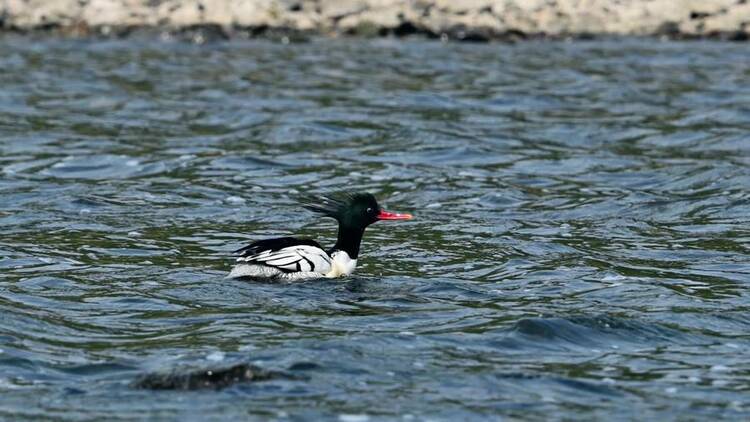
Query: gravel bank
1 0 748 40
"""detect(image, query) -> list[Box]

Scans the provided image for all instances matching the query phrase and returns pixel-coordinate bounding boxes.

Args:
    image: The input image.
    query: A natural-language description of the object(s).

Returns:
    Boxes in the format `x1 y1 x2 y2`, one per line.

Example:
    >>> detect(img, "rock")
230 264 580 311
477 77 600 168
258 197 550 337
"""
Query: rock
0 0 748 40
132 363 286 390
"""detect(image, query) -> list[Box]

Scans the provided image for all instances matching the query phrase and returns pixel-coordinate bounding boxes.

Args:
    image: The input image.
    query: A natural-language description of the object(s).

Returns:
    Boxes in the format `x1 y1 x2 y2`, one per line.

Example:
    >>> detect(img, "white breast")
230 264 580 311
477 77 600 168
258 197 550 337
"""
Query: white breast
325 250 357 278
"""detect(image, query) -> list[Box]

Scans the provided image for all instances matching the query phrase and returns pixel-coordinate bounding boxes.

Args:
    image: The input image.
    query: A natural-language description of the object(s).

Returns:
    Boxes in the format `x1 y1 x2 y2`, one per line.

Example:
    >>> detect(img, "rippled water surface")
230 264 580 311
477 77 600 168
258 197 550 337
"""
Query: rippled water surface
1 37 749 420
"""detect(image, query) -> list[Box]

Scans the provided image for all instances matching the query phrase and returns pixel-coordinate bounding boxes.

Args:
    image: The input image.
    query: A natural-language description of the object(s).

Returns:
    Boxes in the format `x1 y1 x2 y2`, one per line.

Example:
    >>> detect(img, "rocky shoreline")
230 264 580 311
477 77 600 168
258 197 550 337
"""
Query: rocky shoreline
1 0 748 41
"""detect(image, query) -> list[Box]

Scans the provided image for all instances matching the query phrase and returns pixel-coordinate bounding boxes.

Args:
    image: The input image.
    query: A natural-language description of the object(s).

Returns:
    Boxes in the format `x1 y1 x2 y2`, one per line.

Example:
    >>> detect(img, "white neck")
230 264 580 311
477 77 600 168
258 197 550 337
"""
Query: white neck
326 250 357 278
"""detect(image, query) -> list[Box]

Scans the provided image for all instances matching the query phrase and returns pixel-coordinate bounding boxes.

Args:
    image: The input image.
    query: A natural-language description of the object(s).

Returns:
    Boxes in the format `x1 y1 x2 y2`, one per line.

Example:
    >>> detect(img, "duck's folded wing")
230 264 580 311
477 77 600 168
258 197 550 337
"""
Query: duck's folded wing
235 237 332 273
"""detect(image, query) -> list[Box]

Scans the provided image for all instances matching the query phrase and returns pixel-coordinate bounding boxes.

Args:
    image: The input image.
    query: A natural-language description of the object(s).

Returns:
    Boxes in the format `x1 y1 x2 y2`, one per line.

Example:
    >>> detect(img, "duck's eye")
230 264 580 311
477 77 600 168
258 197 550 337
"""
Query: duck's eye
366 207 373 214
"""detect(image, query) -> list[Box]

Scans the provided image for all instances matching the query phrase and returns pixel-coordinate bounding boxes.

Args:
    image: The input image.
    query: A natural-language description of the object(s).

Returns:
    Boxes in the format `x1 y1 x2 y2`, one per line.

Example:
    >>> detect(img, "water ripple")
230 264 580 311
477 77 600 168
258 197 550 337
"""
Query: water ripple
0 37 749 419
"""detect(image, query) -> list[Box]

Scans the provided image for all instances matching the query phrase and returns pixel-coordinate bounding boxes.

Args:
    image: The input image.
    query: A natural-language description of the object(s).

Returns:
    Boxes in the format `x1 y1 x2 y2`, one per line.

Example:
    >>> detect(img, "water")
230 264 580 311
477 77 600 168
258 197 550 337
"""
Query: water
1 36 749 420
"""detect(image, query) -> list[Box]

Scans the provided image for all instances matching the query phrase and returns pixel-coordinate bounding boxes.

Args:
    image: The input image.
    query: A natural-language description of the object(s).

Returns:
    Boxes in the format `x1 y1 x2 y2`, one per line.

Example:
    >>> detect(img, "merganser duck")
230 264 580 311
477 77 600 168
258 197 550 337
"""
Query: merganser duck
227 193 412 281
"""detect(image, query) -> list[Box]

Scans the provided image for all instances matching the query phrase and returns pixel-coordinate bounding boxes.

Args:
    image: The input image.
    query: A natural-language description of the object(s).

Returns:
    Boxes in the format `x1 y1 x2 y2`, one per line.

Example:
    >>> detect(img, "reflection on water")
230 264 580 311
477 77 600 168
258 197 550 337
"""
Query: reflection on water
0 37 749 419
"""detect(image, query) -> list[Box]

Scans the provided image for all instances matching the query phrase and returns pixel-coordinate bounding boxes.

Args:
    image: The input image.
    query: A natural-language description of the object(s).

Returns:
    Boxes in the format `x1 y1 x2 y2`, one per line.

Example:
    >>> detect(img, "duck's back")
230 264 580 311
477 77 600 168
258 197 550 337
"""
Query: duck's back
228 237 332 280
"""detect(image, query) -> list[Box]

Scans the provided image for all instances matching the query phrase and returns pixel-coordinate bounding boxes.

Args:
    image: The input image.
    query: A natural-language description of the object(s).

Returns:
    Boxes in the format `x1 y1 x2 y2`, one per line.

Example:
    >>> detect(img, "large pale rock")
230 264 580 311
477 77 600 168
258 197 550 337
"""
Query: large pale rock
81 0 149 27
3 0 82 27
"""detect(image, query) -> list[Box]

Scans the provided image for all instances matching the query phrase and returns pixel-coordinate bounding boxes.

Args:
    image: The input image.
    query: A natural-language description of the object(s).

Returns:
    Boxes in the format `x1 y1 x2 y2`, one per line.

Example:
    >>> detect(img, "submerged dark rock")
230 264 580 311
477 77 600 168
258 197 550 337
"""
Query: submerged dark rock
132 363 287 391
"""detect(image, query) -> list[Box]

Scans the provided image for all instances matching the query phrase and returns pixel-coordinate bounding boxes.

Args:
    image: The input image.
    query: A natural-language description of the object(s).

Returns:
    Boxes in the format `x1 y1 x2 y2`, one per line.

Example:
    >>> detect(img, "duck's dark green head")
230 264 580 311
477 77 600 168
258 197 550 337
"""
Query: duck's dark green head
303 192 412 230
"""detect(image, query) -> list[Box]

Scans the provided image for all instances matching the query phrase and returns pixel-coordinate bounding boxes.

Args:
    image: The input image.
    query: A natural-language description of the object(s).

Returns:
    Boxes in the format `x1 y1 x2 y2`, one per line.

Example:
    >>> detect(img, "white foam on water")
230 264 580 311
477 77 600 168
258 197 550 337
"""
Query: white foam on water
710 365 730 372
225 196 246 204
206 351 225 362
339 414 369 422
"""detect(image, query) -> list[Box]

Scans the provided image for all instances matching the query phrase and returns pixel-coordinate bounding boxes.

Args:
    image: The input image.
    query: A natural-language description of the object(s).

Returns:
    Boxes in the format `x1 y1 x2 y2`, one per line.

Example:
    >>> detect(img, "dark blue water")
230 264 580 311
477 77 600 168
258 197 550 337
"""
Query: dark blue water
1 36 749 420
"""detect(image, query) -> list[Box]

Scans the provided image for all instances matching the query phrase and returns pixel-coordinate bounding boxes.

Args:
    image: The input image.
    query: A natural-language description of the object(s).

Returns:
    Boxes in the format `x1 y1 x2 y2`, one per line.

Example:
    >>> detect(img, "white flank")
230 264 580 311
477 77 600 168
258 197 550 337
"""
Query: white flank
226 264 326 281
236 245 332 272
228 245 358 280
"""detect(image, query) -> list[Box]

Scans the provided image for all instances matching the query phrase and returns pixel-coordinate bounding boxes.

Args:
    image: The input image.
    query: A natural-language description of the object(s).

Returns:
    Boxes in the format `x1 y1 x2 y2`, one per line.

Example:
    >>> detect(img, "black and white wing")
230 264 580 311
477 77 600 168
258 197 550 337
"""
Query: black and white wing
234 237 332 274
